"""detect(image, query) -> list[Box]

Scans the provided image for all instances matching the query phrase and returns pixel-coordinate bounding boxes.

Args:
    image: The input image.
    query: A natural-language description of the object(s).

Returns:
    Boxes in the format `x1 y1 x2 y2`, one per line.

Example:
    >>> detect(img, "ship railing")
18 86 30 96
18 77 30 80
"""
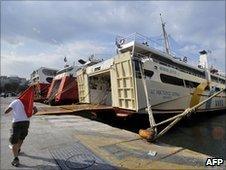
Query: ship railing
90 53 114 60
116 32 184 59
80 53 113 62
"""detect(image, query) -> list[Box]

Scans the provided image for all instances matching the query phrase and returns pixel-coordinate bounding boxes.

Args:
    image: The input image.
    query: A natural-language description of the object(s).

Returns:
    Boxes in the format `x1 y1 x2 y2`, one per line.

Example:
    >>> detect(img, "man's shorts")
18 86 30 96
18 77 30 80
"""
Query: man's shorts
9 121 30 145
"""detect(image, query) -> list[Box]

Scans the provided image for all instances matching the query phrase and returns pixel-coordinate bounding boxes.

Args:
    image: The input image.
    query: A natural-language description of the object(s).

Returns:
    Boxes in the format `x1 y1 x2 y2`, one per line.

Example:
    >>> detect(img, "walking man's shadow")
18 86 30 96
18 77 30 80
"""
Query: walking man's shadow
18 152 60 169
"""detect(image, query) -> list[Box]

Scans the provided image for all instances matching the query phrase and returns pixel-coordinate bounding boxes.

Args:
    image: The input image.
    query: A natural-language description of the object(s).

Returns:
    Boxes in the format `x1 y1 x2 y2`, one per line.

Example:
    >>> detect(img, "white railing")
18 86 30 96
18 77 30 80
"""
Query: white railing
116 33 184 60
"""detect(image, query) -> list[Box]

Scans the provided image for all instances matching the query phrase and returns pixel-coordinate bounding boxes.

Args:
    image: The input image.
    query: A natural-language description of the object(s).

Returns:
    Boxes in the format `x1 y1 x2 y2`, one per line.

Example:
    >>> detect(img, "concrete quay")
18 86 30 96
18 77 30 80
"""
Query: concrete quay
1 98 224 169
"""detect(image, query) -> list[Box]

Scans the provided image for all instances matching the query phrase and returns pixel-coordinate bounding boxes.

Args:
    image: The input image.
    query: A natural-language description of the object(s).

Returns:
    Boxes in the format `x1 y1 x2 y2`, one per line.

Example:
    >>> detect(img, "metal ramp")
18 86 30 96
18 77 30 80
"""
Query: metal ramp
36 104 114 115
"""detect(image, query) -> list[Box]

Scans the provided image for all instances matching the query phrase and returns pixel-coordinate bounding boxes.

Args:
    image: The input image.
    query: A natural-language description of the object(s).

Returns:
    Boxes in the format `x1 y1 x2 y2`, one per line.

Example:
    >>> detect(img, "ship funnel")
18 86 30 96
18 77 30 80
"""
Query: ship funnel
199 50 211 82
198 50 208 69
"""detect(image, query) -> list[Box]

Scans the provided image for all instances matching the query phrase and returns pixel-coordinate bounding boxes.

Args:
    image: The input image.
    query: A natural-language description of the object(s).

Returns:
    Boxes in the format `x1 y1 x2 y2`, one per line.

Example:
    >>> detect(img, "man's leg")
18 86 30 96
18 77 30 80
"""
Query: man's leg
10 121 29 167
18 121 29 154
9 124 20 167
12 143 20 157
17 140 23 153
10 137 20 167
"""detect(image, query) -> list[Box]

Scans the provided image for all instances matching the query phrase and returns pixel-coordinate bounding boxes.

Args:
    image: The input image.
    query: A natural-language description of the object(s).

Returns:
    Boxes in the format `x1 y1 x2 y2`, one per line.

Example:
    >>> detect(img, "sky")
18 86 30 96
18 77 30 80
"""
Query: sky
1 1 225 79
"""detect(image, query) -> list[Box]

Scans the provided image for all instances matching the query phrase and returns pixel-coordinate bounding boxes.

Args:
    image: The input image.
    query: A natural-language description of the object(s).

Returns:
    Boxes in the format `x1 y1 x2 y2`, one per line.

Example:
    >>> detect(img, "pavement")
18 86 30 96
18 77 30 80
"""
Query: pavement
1 97 225 169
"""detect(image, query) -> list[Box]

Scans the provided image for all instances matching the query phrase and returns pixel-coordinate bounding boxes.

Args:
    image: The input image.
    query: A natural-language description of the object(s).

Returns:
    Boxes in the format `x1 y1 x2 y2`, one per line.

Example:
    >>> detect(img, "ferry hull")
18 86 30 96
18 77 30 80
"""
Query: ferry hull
32 83 50 102
135 79 226 114
46 76 78 105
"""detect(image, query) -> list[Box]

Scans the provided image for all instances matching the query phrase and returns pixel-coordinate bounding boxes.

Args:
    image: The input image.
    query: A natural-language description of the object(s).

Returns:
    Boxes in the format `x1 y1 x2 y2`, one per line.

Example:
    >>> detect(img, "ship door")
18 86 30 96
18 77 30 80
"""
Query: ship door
88 71 112 105
111 52 137 111
77 70 89 103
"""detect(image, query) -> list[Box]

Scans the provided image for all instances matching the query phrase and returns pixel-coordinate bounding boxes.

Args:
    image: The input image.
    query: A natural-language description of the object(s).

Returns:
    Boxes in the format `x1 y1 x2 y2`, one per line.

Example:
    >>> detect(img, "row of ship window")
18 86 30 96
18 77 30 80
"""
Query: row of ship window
211 75 226 84
158 62 225 85
156 61 206 79
134 60 200 88
133 60 225 87
158 61 225 85
135 69 222 91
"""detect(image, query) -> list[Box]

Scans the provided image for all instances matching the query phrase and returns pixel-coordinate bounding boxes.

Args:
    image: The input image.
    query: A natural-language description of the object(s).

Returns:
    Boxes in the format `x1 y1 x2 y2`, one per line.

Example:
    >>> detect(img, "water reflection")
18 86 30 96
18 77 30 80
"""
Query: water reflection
158 110 226 160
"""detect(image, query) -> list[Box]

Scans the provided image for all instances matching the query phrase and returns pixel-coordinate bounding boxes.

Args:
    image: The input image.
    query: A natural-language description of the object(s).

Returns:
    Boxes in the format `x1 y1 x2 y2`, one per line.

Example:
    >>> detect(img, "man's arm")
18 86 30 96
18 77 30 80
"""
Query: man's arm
4 107 12 114
33 106 38 115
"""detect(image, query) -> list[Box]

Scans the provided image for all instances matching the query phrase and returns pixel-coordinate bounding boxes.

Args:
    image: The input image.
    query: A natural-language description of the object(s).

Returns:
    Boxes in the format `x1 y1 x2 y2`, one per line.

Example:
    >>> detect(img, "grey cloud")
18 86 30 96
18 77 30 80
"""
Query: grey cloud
1 1 225 77
2 1 159 44
2 1 224 44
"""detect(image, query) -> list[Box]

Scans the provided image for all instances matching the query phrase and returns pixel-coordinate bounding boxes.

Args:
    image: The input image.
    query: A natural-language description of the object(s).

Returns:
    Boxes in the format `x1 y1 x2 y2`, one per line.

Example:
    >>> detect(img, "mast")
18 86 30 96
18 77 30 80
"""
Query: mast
160 13 170 55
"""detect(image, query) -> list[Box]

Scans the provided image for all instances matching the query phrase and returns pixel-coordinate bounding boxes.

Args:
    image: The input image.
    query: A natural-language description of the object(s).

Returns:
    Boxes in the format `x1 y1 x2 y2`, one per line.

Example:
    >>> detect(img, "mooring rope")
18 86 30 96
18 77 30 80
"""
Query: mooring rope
153 88 226 140
139 61 156 132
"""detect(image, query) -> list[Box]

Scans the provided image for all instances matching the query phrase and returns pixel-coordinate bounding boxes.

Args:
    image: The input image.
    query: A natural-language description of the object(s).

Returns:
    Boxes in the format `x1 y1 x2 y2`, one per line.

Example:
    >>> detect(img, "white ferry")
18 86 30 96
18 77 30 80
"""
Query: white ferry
30 67 58 102
30 67 58 84
77 34 225 115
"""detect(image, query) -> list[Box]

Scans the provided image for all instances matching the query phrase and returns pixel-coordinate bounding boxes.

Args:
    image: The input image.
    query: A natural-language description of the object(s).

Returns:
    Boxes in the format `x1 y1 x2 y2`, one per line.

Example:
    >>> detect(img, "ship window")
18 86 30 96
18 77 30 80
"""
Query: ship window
133 60 141 78
160 62 167 66
94 67 101 71
134 60 140 71
144 70 154 78
57 67 73 75
219 78 225 84
215 87 221 91
185 80 199 88
160 74 184 87
46 77 53 83
211 75 218 83
42 69 57 76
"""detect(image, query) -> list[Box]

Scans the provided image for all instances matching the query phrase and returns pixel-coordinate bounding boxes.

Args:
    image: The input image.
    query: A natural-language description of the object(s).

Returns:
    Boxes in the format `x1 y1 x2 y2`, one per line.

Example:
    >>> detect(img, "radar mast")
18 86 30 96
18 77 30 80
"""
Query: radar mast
160 13 170 55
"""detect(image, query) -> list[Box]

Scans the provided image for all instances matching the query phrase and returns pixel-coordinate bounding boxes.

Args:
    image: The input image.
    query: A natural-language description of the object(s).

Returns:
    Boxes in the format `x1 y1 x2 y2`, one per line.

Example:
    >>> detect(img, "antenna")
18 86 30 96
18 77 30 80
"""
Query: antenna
160 13 170 55
64 56 69 68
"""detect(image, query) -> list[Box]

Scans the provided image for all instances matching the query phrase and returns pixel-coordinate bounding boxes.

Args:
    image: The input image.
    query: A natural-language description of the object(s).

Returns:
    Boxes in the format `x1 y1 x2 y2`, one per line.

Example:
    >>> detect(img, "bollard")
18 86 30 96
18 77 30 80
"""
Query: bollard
139 129 155 141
